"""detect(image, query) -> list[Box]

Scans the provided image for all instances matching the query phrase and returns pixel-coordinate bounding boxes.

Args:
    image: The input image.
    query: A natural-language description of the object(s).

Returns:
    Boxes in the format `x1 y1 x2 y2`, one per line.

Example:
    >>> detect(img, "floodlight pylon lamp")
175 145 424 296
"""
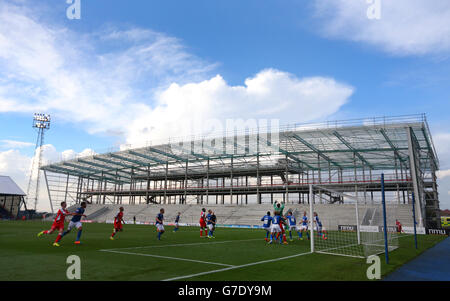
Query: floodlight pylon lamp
26 112 52 212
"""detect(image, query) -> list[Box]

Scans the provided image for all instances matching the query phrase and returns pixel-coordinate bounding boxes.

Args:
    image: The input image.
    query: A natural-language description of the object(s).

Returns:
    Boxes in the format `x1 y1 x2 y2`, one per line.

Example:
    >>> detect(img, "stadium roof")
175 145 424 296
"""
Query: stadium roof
0 176 26 196
41 114 439 184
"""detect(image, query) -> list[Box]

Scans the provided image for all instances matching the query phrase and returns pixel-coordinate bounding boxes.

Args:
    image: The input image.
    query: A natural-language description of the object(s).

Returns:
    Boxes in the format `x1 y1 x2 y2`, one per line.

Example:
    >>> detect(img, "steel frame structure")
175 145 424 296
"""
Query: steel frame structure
41 114 440 227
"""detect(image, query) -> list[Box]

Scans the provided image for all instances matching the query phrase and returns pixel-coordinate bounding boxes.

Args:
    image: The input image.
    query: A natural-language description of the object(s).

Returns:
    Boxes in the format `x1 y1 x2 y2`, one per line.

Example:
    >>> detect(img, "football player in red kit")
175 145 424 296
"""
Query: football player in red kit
37 201 72 246
110 207 125 240
200 208 208 237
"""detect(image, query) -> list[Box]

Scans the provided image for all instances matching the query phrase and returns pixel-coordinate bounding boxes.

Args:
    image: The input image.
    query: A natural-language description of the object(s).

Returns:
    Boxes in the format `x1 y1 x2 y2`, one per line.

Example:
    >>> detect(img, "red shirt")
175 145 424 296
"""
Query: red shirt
200 212 206 223
54 208 69 224
114 212 123 224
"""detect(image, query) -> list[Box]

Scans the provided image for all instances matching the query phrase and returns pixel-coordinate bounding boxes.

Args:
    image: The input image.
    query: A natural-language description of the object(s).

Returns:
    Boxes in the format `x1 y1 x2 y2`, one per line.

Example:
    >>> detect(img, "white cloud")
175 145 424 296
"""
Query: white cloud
124 70 353 146
434 133 450 210
0 1 355 212
437 170 450 179
0 149 31 189
312 0 450 56
434 133 450 169
0 144 96 212
0 1 354 148
0 140 34 149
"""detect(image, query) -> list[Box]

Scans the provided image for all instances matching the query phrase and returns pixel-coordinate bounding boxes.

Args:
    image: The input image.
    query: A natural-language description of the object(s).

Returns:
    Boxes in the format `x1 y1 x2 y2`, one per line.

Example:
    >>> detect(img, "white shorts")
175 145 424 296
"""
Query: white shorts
68 221 82 231
315 225 323 232
288 225 299 231
270 224 282 233
264 226 271 232
208 224 214 231
156 224 165 231
175 222 179 227
300 225 308 231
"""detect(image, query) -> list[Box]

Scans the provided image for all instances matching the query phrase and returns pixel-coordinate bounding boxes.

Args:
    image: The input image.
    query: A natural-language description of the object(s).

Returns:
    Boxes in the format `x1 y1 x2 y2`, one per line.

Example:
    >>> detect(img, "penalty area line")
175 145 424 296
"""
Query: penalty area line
99 238 262 251
100 249 235 267
162 251 312 281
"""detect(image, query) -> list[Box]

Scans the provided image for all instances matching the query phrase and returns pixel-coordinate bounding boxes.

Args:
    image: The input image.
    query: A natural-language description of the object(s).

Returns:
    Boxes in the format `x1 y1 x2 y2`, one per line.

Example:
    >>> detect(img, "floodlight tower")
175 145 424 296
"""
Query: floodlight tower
26 113 51 211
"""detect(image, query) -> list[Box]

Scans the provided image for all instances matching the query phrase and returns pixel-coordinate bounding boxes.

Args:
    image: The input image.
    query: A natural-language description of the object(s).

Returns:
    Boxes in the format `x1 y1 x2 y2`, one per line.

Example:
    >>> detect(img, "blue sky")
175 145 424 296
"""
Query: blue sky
0 0 450 210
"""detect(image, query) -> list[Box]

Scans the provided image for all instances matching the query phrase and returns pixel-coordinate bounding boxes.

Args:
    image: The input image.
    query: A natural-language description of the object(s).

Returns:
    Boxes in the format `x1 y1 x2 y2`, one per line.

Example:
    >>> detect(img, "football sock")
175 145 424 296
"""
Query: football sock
200 230 203 237
289 231 292 240
55 234 62 243
76 230 82 241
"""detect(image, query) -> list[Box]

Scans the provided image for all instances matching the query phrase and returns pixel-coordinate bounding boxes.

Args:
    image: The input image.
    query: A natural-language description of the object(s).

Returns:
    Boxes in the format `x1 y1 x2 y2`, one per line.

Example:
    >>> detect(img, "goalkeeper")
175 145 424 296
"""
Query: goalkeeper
274 201 288 244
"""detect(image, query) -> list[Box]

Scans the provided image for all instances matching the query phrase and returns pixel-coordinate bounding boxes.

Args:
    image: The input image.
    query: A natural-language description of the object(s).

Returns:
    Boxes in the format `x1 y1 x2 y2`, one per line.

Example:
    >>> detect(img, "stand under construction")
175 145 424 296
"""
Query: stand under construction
41 114 440 227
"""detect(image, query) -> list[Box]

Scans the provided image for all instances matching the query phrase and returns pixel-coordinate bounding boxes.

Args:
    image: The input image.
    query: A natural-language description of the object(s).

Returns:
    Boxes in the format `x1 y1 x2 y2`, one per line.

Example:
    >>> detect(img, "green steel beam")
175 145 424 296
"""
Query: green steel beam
333 131 373 169
289 147 410 155
63 162 123 179
258 135 316 170
291 133 342 169
148 147 187 162
93 156 135 169
379 129 408 164
45 165 126 184
43 165 85 177
128 150 167 164
421 127 438 168
110 153 150 166
171 143 211 161
77 159 133 177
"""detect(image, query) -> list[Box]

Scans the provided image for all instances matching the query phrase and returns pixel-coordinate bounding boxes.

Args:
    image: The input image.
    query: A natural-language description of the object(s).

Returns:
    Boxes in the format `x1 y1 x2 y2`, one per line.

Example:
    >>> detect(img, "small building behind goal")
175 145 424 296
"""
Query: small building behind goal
0 176 26 219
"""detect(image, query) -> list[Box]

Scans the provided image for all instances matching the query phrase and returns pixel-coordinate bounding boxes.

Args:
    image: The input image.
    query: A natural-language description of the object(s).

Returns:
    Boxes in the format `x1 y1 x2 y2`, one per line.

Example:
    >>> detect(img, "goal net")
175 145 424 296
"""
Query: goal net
309 184 400 259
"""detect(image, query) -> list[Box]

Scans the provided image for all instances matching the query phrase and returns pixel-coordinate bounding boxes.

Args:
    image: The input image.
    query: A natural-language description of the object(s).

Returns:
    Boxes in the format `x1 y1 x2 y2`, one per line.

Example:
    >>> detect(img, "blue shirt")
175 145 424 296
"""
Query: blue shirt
261 215 272 228
175 215 180 223
287 215 296 226
71 207 85 222
314 216 322 227
156 213 164 225
302 215 308 226
206 213 212 225
272 215 281 225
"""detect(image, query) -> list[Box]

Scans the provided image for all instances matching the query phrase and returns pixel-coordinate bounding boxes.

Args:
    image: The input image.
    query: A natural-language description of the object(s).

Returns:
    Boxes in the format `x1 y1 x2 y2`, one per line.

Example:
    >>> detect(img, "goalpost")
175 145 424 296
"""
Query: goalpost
308 181 400 259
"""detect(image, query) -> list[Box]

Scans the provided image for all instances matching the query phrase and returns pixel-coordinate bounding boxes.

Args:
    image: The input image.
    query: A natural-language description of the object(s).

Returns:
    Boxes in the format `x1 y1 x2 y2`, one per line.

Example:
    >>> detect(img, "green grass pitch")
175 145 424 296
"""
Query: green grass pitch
0 220 445 281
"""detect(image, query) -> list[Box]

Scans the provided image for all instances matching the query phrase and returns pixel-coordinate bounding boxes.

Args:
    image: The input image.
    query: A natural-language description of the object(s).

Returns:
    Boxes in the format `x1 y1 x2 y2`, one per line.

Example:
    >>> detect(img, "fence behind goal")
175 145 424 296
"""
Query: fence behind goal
309 184 401 259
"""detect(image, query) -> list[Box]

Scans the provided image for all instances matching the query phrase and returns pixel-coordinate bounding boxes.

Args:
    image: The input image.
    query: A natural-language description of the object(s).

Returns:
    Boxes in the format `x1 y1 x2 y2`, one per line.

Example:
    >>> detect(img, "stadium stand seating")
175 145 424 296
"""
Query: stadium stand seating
75 203 414 230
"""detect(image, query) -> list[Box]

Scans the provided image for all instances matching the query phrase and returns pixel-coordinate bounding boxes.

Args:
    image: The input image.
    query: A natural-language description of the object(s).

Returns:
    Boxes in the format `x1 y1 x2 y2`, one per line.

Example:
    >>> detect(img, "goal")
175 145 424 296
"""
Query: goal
308 184 400 259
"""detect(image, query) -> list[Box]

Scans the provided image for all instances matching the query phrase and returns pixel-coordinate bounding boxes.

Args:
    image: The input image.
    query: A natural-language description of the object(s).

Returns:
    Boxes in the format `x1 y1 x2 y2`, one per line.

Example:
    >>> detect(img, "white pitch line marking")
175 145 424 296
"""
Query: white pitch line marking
100 249 235 267
99 238 262 252
162 251 312 281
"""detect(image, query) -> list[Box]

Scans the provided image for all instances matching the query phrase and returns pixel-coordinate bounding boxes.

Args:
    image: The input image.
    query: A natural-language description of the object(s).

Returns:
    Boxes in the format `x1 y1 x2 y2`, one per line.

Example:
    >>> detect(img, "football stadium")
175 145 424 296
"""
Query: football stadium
1 114 448 281
1 1 450 290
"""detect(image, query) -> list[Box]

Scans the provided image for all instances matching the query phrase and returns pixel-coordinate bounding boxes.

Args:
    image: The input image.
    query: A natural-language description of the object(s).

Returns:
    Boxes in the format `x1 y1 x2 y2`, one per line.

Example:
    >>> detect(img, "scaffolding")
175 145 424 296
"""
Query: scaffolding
41 114 440 227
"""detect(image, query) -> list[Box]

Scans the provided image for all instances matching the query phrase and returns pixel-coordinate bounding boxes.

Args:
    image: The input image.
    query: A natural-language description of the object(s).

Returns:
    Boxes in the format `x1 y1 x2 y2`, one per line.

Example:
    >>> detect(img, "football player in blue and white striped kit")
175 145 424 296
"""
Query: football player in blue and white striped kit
313 212 327 240
299 211 310 240
173 212 181 233
156 208 165 240
286 211 301 241
206 210 215 238
268 213 283 244
261 211 272 241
